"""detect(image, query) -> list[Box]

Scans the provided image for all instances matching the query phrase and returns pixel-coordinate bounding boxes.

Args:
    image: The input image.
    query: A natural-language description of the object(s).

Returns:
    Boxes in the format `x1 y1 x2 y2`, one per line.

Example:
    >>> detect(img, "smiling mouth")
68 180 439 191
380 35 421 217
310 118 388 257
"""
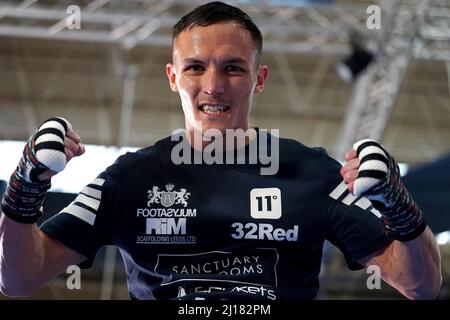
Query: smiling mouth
199 104 230 115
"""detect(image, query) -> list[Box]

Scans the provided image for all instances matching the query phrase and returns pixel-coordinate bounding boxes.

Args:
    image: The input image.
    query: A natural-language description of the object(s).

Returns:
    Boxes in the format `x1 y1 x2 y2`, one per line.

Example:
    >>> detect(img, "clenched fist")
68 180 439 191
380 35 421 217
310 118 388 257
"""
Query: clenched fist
340 139 426 241
1 117 85 223
36 119 85 181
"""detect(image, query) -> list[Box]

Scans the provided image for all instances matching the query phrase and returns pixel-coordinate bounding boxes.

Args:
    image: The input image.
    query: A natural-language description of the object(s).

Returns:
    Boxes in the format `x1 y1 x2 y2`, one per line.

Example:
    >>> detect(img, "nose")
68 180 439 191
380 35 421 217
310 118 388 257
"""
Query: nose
202 68 225 96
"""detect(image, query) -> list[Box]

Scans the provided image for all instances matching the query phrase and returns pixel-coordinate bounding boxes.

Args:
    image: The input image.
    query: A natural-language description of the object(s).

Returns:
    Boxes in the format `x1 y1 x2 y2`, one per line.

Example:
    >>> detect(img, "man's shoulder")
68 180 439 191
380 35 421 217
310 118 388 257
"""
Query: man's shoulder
277 135 331 161
112 135 173 168
275 135 341 181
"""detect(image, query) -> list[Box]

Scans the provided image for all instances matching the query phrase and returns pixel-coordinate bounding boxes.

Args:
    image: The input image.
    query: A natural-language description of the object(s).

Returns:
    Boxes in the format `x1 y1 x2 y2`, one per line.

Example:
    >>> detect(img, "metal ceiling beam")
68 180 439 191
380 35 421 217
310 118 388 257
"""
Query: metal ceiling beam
0 25 353 56
447 62 450 99
2 24 449 60
273 52 307 112
304 55 333 108
117 63 137 147
11 39 37 135
0 1 448 60
333 0 432 159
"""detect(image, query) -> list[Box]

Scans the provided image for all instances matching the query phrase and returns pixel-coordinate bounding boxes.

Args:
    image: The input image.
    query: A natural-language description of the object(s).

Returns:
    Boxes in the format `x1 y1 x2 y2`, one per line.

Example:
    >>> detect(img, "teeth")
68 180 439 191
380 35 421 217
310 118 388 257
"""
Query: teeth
201 105 228 114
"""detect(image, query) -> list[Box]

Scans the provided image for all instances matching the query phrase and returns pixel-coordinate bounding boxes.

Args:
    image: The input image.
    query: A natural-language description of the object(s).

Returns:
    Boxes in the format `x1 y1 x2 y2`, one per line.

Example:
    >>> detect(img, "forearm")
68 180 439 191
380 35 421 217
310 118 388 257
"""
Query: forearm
347 140 442 299
0 118 84 297
383 227 442 299
0 213 45 296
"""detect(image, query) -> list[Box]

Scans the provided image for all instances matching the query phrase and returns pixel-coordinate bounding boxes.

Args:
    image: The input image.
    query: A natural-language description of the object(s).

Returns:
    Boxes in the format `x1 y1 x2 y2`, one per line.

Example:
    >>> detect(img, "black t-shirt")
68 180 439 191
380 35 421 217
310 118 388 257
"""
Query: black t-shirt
40 129 393 300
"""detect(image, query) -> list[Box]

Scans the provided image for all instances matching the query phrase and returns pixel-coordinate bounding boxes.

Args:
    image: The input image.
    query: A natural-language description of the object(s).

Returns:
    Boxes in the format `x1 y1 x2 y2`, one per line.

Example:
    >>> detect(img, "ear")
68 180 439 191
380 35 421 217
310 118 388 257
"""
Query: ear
166 63 178 92
254 65 269 94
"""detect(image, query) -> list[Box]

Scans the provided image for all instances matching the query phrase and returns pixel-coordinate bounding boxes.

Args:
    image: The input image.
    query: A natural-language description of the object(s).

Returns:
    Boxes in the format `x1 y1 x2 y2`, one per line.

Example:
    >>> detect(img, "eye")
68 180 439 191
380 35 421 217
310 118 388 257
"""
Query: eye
185 64 204 72
225 65 245 73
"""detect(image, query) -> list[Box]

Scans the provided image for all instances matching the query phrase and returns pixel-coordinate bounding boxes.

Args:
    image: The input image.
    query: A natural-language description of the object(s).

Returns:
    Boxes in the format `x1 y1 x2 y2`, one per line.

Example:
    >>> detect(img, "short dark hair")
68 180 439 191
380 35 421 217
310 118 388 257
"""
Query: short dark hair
172 1 263 63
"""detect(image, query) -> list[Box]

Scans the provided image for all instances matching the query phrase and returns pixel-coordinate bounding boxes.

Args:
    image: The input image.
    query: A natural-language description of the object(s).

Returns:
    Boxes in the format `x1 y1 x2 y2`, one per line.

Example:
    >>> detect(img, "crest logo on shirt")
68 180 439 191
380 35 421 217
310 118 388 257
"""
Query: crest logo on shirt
147 183 190 208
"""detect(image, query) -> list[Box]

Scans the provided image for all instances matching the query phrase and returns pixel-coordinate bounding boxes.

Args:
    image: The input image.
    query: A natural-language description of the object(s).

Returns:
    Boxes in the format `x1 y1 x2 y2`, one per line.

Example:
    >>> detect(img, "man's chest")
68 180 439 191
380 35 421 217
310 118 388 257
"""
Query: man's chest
113 166 328 253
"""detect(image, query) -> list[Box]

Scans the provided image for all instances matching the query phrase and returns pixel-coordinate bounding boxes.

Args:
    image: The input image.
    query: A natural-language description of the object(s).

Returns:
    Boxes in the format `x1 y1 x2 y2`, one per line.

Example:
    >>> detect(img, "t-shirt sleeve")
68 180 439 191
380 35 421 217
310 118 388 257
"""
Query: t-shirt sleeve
39 163 119 268
319 149 394 270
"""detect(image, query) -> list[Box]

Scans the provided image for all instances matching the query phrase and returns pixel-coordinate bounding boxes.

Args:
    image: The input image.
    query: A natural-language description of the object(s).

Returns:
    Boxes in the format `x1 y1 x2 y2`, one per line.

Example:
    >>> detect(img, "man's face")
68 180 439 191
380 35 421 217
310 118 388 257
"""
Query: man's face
166 22 269 137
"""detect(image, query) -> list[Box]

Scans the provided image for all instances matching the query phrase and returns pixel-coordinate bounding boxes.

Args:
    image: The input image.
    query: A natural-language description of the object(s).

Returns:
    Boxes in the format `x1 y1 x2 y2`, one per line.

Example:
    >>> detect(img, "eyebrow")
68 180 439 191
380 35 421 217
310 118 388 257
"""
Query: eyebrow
223 58 248 64
182 57 249 65
182 58 204 65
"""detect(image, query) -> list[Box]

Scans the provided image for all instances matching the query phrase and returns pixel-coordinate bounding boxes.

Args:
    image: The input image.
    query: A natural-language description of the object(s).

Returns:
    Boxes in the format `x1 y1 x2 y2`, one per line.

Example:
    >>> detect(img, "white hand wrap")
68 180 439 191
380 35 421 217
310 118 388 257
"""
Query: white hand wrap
352 139 427 241
30 117 72 179
353 139 390 205
1 117 71 223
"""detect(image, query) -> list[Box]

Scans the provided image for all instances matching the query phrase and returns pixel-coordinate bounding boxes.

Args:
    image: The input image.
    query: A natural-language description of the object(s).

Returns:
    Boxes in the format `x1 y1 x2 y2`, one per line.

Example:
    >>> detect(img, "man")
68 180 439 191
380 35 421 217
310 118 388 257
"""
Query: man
0 2 441 300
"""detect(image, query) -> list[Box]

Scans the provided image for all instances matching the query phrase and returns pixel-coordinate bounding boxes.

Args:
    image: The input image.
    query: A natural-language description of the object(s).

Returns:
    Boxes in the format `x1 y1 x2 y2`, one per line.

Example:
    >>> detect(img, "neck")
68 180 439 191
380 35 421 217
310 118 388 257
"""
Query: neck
186 127 257 151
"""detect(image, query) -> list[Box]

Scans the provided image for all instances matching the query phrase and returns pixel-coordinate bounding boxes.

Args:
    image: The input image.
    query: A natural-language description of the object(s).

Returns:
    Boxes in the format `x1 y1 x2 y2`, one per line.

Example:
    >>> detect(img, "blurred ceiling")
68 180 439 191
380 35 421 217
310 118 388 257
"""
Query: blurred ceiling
0 0 449 165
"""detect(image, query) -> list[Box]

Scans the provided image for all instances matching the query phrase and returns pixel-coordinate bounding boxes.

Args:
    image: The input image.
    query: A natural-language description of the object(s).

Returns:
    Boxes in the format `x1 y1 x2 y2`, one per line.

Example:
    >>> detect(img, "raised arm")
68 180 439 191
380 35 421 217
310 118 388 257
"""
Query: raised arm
341 139 442 299
0 215 86 297
0 118 86 297
357 226 441 299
